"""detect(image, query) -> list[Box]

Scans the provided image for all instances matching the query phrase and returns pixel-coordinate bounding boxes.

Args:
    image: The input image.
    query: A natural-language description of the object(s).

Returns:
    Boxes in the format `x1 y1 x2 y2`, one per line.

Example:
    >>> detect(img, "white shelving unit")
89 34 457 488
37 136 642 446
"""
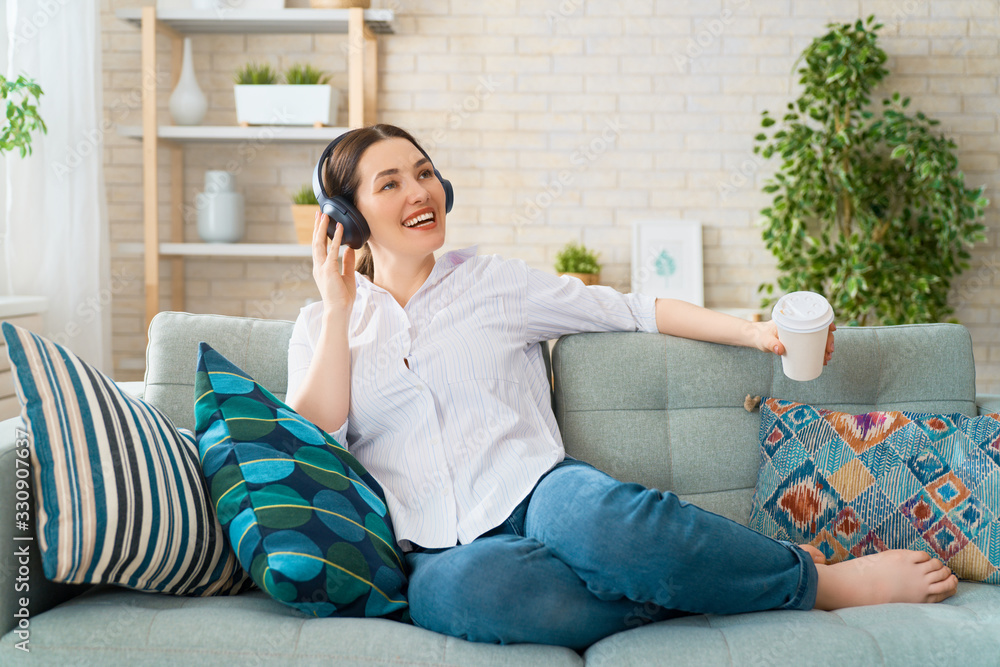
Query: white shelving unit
115 8 395 35
116 125 351 143
116 7 392 328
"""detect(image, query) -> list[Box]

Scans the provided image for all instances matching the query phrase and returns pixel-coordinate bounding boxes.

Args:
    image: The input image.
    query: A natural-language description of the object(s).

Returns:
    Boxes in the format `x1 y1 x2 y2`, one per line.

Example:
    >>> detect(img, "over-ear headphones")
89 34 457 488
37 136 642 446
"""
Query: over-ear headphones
312 130 454 249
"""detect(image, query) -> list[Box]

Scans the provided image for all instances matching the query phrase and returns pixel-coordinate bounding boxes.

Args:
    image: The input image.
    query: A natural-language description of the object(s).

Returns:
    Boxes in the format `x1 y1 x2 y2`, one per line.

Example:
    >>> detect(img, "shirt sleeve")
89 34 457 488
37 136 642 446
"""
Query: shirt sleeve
287 303 350 446
523 264 659 344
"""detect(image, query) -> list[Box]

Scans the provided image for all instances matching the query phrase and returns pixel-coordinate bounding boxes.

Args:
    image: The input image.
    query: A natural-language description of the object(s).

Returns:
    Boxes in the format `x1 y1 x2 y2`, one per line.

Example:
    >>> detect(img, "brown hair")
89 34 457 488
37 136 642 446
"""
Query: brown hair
321 124 429 281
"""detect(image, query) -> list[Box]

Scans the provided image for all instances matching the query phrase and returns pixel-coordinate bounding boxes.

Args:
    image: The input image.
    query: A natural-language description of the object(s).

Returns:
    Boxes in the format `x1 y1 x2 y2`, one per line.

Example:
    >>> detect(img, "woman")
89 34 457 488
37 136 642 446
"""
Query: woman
287 124 957 649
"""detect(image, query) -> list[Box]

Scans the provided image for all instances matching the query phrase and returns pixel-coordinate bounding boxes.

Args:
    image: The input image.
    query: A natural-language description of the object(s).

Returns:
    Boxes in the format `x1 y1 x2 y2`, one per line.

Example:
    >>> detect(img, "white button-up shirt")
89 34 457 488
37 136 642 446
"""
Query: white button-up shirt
287 247 658 549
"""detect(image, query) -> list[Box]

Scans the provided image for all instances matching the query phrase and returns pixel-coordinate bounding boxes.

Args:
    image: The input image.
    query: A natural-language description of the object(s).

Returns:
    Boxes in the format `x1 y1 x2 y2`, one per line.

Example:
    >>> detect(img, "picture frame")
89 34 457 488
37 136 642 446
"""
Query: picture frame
631 220 704 306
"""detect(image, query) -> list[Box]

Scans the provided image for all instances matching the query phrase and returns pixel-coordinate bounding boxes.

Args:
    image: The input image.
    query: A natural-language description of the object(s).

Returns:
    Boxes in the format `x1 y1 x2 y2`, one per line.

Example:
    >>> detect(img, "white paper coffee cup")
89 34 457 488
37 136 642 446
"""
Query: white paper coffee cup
771 291 834 382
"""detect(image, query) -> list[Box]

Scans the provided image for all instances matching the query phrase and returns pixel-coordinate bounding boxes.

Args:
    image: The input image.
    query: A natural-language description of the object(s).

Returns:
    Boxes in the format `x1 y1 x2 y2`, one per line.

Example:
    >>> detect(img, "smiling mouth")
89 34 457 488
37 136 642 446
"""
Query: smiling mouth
403 211 435 228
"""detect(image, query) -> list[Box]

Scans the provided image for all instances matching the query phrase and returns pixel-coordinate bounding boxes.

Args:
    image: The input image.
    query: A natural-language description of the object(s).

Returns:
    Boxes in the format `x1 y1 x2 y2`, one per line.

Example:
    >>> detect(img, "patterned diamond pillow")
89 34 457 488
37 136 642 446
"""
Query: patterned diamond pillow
2 322 251 595
748 398 1000 583
194 342 409 619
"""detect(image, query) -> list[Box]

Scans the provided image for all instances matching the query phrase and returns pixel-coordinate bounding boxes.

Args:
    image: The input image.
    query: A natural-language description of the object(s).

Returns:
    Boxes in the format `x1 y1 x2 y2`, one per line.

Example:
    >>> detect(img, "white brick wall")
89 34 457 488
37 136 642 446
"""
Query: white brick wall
104 0 1000 393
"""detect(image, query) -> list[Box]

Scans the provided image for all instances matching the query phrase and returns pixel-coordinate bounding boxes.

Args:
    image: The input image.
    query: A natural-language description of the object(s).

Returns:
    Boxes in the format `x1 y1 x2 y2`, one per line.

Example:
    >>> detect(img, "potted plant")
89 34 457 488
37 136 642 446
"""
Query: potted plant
1 74 46 157
234 62 339 127
755 17 988 326
555 242 602 286
289 184 320 244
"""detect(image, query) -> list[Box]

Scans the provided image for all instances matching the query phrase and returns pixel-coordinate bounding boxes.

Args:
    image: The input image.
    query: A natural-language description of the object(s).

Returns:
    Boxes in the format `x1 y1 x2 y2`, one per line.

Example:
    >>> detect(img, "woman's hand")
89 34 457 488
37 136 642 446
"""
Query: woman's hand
753 320 836 365
312 211 356 317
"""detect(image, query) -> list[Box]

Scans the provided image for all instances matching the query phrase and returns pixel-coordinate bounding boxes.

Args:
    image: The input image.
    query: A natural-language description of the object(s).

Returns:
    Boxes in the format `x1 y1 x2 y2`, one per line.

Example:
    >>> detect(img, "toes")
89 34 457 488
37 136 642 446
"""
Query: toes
927 575 959 602
927 565 953 583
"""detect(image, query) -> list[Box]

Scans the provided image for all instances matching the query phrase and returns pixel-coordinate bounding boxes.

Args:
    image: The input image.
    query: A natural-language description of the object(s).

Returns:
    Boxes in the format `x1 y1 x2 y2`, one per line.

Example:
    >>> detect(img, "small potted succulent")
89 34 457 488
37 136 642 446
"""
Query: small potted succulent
290 184 320 244
555 242 602 286
234 62 339 127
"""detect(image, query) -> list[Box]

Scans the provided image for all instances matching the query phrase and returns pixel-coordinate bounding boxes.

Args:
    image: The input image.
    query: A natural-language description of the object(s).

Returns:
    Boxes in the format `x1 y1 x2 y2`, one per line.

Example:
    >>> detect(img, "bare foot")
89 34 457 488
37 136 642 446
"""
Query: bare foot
814 549 958 610
799 544 827 565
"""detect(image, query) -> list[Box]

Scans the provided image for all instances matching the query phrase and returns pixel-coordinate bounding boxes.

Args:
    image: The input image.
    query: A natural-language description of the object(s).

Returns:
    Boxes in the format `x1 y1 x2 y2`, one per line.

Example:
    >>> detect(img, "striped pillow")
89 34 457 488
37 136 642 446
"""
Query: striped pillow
2 322 251 595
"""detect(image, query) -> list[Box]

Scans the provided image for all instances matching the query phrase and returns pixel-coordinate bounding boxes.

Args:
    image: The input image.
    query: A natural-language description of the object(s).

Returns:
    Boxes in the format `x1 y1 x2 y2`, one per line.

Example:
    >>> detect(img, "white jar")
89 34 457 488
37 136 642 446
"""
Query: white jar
197 171 245 243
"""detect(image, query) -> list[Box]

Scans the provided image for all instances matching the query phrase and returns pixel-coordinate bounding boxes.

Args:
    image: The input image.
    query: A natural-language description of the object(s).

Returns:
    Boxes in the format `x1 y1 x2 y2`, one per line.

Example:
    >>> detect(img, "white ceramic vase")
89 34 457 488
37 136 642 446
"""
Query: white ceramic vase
169 38 207 126
197 171 245 243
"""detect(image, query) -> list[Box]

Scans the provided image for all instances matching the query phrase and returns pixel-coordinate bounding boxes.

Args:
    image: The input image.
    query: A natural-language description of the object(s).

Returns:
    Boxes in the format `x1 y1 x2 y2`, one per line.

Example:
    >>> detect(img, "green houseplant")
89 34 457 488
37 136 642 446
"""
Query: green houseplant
233 62 280 85
289 184 320 245
233 62 339 127
285 63 331 86
555 242 602 286
755 17 988 326
1 74 46 157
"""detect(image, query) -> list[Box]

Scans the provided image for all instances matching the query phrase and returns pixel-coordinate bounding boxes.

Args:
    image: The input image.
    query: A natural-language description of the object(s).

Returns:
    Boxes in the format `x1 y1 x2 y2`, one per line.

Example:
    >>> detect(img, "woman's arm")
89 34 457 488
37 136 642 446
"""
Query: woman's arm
287 214 356 433
654 298 835 362
287 311 351 433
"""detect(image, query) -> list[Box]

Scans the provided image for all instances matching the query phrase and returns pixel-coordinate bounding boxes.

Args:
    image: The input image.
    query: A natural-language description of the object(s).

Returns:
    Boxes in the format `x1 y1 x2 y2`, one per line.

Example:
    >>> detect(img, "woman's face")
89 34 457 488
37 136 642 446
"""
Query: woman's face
353 137 447 259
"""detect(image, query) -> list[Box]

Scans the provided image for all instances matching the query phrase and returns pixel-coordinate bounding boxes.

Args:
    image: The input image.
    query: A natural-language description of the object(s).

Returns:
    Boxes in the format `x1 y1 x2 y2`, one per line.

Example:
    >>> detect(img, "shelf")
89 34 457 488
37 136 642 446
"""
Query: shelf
118 242 312 258
118 124 350 144
115 8 394 34
0 296 48 319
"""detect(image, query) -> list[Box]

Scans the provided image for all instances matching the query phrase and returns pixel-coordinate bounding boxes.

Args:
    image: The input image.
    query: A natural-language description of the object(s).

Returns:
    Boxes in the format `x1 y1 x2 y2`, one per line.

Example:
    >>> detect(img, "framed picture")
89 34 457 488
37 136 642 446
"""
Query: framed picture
631 221 704 306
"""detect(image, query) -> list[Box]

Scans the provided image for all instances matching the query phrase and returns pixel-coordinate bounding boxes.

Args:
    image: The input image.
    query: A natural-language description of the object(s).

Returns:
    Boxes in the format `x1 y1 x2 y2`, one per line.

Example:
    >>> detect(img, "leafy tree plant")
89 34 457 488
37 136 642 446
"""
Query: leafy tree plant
554 242 601 275
755 17 988 325
285 63 331 86
1 74 46 158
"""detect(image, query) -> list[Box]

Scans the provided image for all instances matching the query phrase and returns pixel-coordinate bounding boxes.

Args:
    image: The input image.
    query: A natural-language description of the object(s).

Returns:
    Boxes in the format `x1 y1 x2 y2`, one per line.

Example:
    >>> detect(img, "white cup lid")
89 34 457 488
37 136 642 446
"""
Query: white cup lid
771 291 834 333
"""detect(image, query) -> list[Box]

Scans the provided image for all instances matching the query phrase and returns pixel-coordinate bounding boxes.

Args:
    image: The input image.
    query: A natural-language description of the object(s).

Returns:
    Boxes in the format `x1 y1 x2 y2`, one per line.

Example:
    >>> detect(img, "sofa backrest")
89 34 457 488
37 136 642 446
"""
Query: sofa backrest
551 324 977 525
146 311 294 431
145 313 977 527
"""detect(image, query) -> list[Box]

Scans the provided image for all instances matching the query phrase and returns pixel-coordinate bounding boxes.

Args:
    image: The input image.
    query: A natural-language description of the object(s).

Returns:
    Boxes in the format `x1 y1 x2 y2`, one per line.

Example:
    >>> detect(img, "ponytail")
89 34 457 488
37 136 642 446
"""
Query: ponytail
355 242 374 280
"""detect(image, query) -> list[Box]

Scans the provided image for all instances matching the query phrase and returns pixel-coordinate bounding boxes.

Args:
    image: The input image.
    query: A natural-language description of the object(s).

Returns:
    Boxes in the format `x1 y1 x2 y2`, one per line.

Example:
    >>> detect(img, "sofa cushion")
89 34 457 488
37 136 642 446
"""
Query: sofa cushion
145 312 295 432
748 397 1000 582
0 585 585 666
1 322 250 596
194 343 408 619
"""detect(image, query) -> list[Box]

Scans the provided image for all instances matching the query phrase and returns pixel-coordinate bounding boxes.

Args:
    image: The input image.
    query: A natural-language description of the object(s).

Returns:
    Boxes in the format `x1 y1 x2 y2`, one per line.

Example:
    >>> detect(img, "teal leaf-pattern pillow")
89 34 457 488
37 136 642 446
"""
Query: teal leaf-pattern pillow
194 343 408 618
748 397 1000 583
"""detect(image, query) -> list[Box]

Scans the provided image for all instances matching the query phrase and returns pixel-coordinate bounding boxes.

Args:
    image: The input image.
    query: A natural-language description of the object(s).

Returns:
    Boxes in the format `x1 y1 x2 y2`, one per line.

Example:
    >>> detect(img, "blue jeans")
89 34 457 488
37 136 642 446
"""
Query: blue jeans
404 458 818 650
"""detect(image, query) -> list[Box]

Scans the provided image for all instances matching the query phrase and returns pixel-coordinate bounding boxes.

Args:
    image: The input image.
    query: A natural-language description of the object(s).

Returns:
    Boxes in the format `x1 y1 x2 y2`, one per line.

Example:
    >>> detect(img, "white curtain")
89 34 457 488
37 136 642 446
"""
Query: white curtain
4 0 111 371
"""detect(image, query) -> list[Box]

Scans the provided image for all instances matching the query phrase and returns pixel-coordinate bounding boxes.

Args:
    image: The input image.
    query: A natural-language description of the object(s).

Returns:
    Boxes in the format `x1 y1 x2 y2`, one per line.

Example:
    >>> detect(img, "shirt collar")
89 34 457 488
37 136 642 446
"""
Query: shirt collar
355 245 478 295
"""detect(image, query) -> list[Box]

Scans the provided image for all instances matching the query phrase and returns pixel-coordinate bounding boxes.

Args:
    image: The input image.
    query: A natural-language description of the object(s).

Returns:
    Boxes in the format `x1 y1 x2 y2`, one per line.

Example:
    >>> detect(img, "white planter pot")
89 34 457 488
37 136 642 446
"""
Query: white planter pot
234 85 340 126
160 0 285 9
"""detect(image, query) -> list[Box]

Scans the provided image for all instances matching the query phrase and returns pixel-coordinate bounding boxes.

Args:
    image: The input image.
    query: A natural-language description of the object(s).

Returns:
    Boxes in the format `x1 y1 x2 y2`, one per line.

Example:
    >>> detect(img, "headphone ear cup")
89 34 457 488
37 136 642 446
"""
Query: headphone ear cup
435 167 454 213
324 196 371 250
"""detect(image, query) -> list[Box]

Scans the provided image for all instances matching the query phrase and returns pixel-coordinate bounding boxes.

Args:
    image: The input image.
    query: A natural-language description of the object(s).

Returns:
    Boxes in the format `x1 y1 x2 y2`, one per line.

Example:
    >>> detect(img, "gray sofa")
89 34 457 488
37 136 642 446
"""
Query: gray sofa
2 311 1000 665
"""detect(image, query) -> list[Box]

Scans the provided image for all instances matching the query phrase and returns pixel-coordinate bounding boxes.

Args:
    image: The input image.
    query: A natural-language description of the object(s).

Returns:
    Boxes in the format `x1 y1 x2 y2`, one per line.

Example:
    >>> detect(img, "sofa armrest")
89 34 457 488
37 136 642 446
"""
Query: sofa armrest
977 394 1000 416
117 380 144 400
0 417 90 640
